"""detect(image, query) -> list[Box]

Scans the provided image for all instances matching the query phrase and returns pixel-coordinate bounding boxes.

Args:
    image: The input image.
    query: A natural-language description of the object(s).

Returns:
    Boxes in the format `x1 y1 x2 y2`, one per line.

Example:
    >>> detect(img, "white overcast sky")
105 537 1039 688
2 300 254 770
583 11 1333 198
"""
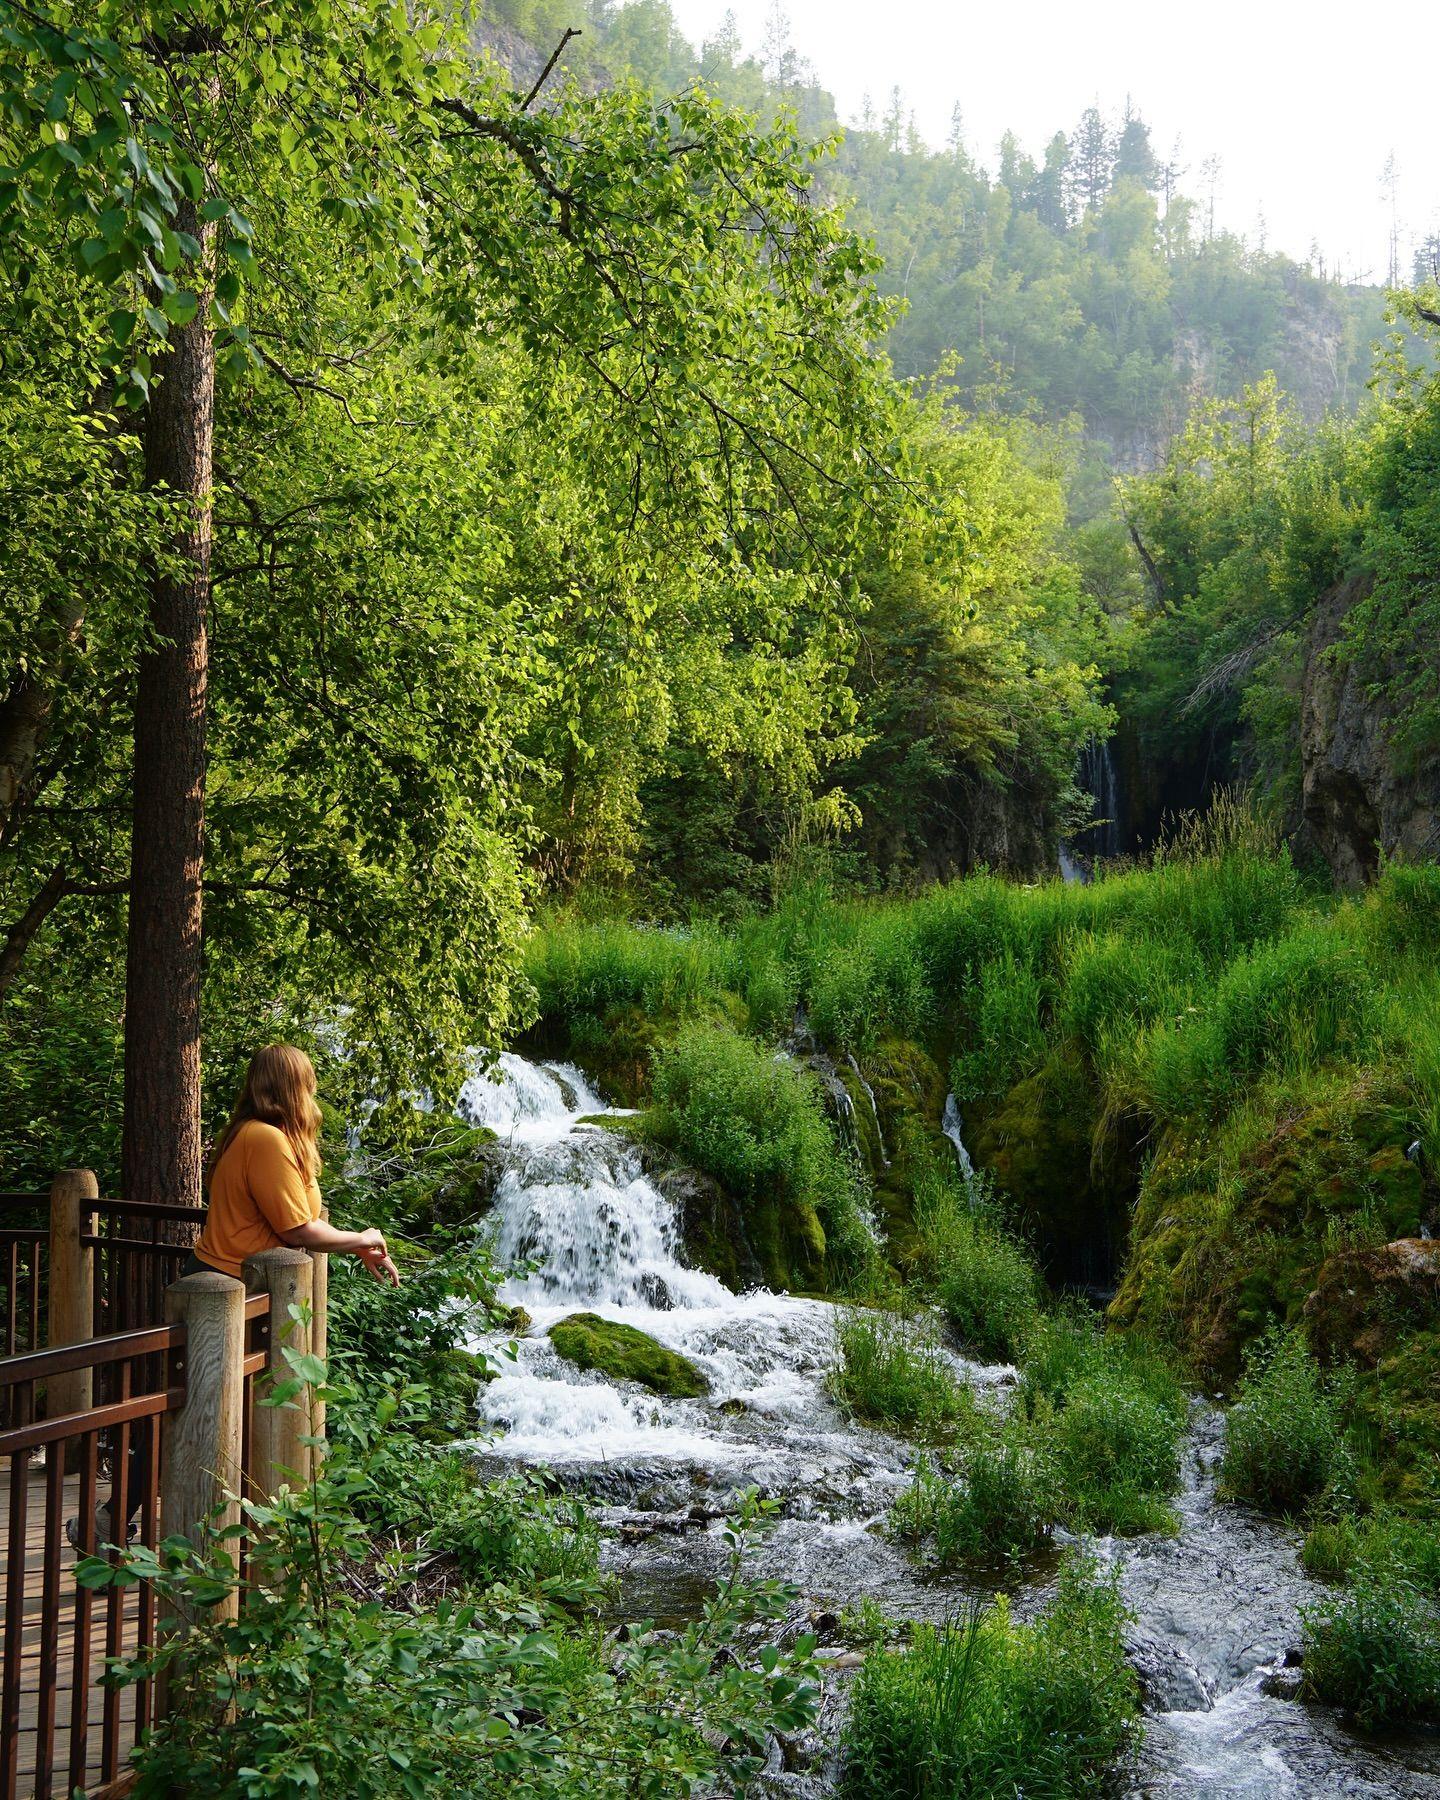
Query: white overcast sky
664 0 1437 283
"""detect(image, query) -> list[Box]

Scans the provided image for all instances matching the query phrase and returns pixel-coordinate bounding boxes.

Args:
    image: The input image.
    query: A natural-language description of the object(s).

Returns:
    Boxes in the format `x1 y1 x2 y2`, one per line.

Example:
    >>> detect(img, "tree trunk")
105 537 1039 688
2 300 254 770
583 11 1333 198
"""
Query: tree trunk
122 201 216 1210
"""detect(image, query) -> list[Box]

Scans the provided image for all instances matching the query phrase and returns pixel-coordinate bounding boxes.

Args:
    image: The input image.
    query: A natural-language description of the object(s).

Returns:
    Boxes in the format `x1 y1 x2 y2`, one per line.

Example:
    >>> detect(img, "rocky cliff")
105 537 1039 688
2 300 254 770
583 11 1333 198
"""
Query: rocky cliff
1297 574 1440 885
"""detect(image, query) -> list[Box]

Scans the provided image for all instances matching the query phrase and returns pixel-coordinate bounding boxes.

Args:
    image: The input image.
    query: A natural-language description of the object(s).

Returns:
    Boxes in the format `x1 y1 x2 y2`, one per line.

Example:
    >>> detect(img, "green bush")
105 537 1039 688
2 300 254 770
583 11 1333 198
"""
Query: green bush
1302 1571 1440 1730
829 1309 965 1438
841 1555 1138 1798
1050 1368 1184 1534
921 1195 1043 1363
1017 1307 1108 1405
892 1422 1061 1567
1221 1327 1347 1514
650 1020 873 1281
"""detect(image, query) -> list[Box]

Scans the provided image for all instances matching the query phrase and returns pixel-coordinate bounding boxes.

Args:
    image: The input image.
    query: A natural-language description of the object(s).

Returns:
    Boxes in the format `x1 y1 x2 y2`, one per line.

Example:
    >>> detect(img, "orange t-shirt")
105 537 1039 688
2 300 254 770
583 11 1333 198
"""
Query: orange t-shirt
195 1120 322 1279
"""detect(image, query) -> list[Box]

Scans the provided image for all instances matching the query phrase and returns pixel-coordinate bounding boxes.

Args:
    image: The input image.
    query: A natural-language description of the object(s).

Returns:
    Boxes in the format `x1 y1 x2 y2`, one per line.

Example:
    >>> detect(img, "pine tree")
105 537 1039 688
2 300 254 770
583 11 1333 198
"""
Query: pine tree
1071 105 1112 215
1113 101 1161 191
1030 132 1071 232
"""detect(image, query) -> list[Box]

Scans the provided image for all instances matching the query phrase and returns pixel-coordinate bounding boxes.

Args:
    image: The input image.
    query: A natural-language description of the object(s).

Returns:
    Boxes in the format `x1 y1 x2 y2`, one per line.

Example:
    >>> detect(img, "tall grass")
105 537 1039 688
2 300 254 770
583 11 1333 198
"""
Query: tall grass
829 1310 967 1438
911 1165 1043 1363
841 1555 1138 1798
1220 1327 1350 1514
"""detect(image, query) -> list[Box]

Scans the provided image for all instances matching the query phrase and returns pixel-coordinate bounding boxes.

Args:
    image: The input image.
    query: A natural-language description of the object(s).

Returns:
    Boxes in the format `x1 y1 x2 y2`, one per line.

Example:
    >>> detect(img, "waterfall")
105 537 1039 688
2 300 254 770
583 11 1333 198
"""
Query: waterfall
1079 736 1123 858
941 1092 979 1198
1061 735 1124 879
847 1053 890 1168
461 1053 844 1468
459 1053 729 1312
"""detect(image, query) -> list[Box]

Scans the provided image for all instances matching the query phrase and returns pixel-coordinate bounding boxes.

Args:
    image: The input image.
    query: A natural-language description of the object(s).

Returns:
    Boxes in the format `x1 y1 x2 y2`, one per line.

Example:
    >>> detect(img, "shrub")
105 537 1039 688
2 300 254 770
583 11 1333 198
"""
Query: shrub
650 1020 872 1281
921 1197 1043 1363
841 1555 1138 1798
830 1309 966 1438
1221 1327 1347 1514
1302 1571 1440 1730
892 1422 1061 1567
1051 1368 1184 1534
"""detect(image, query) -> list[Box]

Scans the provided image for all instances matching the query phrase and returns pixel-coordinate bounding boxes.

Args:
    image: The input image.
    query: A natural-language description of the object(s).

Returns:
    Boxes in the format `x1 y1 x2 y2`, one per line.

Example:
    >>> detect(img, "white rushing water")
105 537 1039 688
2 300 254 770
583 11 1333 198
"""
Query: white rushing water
460 1054 866 1473
457 1052 1440 1798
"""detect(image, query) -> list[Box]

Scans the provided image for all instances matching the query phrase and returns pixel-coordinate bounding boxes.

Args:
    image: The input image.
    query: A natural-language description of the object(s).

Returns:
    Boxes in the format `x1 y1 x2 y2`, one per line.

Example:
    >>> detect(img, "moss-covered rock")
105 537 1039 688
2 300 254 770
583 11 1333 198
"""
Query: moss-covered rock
1110 1074 1428 1384
548 1312 709 1398
857 1037 951 1264
1303 1238 1440 1368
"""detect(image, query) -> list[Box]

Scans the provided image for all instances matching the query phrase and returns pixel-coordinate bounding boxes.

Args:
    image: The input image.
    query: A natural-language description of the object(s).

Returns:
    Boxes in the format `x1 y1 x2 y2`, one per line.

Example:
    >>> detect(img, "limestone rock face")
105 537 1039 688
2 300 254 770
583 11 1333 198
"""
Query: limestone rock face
1298 575 1440 885
1303 1237 1440 1367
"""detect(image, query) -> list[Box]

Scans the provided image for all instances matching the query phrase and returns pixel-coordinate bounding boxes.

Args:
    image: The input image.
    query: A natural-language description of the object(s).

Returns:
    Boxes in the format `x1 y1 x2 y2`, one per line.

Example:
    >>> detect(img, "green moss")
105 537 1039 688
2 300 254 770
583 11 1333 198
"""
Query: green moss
1111 1073 1430 1386
548 1312 709 1399
859 1037 951 1262
969 1052 1132 1287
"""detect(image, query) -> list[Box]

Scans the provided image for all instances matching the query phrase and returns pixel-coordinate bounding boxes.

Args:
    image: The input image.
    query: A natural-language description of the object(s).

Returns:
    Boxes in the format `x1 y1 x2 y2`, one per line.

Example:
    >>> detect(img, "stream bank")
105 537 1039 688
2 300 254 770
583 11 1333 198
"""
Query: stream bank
458 1054 1440 1797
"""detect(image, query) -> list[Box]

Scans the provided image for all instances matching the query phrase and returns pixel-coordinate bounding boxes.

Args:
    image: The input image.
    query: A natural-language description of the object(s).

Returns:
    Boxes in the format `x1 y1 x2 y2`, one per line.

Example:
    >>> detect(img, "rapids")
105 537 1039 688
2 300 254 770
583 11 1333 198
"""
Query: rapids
459 1053 1440 1797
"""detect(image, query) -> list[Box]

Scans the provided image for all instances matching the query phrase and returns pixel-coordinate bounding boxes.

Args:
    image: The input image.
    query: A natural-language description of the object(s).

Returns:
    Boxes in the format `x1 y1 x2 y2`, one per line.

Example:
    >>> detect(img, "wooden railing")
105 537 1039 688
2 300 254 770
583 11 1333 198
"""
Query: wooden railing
0 1323 187 1797
0 1183 205 1424
0 1184 323 1800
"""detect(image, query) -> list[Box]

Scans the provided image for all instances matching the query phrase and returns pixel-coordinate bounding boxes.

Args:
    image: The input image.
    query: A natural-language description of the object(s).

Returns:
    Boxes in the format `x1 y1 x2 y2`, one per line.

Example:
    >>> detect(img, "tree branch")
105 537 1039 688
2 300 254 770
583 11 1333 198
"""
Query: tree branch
520 28 580 111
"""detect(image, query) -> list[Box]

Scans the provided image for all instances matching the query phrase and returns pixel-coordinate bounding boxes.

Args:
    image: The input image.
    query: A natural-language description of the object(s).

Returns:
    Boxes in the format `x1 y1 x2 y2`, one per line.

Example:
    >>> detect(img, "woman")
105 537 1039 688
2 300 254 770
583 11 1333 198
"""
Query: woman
70 1045 397 1550
191 1043 399 1287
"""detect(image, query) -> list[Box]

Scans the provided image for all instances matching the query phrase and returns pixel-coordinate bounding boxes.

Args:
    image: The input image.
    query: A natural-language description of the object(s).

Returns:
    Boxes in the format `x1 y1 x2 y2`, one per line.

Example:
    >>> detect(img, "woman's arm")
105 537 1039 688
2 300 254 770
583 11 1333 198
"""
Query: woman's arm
280 1219 400 1287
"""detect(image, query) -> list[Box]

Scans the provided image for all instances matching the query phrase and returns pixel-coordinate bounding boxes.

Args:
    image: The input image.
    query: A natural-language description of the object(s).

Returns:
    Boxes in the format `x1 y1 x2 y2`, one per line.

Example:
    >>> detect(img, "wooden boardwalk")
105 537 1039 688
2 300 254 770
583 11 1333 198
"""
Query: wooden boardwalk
1 1455 151 1798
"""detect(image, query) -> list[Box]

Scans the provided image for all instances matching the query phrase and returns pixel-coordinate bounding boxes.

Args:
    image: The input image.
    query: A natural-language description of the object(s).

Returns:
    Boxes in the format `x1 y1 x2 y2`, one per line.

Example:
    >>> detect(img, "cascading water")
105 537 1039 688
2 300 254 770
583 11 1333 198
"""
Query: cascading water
1061 735 1125 879
941 1091 978 1194
457 1053 1440 1797
460 1054 885 1477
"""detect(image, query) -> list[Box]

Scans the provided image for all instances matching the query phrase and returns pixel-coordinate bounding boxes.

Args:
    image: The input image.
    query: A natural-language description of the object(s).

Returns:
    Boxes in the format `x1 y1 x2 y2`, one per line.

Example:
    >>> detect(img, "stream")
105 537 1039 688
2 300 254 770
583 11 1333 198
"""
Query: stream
458 1054 1440 1798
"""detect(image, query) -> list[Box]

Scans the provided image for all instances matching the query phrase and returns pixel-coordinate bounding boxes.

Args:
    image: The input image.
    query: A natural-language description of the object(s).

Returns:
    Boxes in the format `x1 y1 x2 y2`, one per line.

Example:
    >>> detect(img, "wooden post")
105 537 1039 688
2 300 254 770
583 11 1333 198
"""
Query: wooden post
161 1271 244 1627
310 1207 328 1446
45 1169 97 1420
241 1247 315 1500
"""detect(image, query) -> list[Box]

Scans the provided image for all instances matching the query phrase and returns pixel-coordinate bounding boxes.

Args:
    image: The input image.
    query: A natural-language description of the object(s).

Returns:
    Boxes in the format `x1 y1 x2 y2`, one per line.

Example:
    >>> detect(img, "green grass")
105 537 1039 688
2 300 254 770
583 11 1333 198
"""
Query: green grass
841 1555 1139 1798
891 1420 1062 1567
1220 1327 1350 1515
649 1019 875 1285
1302 1571 1440 1730
911 1170 1043 1363
829 1309 967 1438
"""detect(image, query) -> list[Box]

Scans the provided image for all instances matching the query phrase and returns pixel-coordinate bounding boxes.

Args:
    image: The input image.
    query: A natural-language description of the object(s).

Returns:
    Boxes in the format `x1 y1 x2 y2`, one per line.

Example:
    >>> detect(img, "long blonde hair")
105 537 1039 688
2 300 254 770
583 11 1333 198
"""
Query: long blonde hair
211 1044 323 1184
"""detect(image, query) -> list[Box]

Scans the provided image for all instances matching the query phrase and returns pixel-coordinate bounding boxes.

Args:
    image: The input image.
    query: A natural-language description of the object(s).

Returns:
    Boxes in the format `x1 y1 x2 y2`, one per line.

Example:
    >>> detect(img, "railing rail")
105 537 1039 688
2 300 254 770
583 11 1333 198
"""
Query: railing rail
0 1186 207 1366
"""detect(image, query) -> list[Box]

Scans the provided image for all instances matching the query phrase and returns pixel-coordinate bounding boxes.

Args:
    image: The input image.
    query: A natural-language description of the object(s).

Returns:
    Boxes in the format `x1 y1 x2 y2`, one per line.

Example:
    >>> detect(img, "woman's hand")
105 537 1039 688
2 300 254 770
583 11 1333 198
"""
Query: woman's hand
357 1227 400 1287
